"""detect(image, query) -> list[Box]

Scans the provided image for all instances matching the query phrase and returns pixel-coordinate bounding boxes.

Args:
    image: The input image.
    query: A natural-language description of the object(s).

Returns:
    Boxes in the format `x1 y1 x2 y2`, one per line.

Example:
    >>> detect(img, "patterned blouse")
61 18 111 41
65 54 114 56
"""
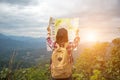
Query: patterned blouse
47 36 80 64
47 36 80 54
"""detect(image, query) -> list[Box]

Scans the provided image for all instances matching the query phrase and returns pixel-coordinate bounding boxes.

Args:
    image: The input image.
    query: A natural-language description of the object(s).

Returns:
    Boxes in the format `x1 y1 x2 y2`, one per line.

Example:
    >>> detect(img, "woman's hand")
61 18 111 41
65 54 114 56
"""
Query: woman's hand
47 26 51 32
76 28 79 36
47 26 51 37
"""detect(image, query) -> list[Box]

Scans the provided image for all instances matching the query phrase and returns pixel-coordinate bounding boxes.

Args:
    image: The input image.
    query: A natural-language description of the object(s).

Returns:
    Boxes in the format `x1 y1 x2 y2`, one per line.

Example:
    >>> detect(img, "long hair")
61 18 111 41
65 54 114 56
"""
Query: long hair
56 28 68 45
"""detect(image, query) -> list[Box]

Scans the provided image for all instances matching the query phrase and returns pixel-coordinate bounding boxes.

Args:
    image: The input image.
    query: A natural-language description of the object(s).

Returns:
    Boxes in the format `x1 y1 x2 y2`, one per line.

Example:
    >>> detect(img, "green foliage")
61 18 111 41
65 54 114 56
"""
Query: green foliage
72 73 84 80
106 45 120 80
74 42 109 80
74 41 120 80
0 68 9 80
13 64 50 80
0 64 50 80
0 38 120 80
112 38 120 45
90 69 105 80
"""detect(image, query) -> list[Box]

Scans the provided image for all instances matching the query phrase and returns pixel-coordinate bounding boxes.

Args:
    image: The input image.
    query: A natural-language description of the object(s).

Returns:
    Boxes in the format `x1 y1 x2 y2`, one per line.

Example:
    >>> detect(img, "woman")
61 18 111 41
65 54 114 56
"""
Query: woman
47 26 80 80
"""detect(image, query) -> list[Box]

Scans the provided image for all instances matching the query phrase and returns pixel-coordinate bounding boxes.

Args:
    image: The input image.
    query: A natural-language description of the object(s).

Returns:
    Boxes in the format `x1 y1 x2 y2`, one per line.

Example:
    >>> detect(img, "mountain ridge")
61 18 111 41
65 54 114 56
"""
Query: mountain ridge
0 33 46 50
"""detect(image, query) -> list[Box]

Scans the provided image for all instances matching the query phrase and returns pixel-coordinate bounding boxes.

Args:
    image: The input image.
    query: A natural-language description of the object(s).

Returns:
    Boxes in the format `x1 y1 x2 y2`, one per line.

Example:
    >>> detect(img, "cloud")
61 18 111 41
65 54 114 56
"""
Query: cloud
65 0 120 19
0 0 120 40
0 0 40 6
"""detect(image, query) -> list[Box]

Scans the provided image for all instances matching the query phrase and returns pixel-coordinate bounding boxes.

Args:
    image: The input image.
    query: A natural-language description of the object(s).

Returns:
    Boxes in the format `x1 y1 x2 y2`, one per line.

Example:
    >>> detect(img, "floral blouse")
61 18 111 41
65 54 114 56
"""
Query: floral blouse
47 36 80 65
47 36 80 54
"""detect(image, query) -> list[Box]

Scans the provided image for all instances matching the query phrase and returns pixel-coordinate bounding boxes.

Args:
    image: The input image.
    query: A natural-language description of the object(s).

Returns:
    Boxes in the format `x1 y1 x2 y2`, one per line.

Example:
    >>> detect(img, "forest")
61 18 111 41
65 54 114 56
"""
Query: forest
0 38 120 80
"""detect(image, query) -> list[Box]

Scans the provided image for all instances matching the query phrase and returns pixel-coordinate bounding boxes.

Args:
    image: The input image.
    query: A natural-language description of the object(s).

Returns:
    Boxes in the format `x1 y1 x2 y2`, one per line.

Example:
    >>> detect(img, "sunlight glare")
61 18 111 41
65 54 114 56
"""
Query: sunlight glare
85 32 97 42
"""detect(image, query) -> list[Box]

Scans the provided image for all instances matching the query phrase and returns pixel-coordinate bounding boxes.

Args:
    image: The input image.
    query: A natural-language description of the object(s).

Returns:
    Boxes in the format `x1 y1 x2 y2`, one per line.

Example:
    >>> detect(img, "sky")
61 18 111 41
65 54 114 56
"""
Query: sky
0 0 120 42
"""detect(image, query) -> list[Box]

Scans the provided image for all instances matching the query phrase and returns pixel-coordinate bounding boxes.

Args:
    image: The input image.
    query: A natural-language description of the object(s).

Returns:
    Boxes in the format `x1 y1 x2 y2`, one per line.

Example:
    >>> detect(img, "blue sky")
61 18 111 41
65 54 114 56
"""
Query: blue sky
0 0 120 41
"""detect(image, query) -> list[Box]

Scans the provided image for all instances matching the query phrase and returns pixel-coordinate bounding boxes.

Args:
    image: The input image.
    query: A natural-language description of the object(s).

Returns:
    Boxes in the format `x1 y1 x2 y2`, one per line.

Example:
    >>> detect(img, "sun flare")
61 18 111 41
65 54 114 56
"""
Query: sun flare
85 32 97 42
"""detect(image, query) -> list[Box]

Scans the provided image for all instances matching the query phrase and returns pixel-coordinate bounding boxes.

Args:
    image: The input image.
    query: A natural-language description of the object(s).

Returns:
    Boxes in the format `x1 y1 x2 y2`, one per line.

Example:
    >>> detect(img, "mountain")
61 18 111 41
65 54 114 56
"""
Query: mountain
0 33 49 69
9 35 44 43
0 33 46 50
0 33 10 39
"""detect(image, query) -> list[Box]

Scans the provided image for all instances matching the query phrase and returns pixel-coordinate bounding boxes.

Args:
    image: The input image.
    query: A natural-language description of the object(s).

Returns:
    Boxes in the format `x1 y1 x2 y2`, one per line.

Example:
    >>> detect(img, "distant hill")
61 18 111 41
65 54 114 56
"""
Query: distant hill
0 33 49 69
0 33 46 50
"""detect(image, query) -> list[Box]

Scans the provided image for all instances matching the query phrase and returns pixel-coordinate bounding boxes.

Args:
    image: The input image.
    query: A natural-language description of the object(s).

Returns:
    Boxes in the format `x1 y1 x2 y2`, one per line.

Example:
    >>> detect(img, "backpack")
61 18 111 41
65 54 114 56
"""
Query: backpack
51 43 72 79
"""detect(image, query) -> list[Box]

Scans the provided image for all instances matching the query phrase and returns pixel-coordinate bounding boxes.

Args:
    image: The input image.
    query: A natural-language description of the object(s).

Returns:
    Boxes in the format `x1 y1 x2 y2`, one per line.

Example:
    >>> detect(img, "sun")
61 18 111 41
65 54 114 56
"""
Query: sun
85 32 97 42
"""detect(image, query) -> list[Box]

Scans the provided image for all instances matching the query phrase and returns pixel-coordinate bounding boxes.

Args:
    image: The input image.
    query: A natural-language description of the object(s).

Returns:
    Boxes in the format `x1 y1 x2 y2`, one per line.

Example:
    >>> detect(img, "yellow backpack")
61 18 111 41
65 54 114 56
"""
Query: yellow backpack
51 43 72 79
